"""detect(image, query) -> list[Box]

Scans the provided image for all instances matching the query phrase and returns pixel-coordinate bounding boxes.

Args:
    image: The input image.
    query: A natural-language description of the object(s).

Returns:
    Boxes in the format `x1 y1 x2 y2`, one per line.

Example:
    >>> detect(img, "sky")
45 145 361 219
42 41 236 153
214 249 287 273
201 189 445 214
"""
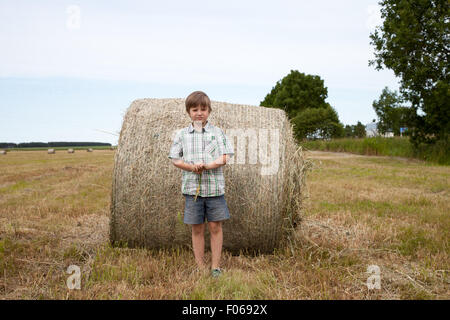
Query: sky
0 0 400 145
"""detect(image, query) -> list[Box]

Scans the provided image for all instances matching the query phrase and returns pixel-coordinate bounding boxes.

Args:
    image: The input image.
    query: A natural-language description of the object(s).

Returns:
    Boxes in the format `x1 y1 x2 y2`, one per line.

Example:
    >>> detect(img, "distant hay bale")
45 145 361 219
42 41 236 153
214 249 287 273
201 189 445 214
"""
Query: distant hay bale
68 148 75 153
110 98 310 253
87 148 93 152
0 150 6 155
48 149 55 154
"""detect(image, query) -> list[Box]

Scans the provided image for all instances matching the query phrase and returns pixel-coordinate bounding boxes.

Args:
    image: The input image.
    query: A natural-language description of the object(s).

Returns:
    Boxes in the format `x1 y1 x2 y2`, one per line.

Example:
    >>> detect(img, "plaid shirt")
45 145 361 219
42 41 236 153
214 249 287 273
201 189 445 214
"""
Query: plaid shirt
168 121 235 197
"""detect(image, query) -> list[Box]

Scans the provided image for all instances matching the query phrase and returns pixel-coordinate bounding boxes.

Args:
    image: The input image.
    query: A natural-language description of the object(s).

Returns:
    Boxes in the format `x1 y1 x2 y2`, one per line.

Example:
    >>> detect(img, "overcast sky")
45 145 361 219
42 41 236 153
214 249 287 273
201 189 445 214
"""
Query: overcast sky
0 0 400 145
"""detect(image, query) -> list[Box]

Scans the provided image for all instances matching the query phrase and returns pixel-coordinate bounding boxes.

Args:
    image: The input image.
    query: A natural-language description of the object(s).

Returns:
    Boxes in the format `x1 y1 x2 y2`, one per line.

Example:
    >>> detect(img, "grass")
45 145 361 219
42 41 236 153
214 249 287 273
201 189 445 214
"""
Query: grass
0 149 448 299
301 136 450 165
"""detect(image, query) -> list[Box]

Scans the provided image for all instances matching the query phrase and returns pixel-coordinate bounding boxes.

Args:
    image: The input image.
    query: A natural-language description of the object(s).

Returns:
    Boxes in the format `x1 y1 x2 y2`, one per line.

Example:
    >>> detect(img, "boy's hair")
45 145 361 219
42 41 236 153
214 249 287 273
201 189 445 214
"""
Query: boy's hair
185 91 212 113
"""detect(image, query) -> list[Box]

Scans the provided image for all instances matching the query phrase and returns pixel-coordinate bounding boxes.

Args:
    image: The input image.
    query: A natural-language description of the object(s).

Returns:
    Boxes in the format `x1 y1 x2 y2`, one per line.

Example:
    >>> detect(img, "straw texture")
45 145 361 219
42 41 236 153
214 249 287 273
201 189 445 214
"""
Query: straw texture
110 98 308 253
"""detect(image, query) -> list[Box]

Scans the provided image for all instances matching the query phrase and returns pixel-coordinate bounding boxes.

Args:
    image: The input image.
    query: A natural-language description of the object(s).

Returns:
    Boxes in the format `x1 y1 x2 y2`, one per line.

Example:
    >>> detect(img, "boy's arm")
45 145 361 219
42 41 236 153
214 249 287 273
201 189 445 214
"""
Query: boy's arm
168 130 194 172
204 154 229 170
171 159 195 172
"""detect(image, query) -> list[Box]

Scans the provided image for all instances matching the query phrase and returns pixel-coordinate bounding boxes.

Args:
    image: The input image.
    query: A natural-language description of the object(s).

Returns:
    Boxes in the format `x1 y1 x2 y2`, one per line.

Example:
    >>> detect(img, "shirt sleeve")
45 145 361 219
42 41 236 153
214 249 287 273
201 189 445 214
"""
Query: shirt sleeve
168 130 183 159
217 128 234 158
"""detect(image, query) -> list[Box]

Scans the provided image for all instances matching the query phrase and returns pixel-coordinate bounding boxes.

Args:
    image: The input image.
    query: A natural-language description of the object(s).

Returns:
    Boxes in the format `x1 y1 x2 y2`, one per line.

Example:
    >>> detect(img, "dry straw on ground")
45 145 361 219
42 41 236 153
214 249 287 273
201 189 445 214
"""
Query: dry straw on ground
48 149 55 154
110 98 310 253
68 148 74 153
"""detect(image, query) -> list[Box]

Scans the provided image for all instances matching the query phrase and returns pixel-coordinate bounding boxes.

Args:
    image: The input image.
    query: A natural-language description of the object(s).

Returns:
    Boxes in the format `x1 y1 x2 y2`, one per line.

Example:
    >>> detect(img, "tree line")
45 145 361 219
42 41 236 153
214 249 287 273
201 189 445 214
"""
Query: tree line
0 142 112 148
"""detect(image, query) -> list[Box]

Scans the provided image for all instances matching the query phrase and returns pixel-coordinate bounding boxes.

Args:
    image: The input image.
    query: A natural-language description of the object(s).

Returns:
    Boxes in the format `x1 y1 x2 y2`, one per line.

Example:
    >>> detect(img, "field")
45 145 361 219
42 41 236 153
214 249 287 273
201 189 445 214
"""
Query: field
0 150 448 299
301 136 450 165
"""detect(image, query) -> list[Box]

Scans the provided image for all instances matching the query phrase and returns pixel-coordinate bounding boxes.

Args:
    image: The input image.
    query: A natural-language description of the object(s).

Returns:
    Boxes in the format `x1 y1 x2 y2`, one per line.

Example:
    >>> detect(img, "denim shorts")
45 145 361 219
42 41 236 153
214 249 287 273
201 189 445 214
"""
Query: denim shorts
183 194 231 224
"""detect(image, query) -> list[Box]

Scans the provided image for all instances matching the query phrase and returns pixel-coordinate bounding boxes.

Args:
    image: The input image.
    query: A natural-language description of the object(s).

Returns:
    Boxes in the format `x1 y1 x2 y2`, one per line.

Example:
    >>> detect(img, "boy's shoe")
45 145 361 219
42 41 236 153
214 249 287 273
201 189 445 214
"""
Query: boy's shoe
211 268 222 278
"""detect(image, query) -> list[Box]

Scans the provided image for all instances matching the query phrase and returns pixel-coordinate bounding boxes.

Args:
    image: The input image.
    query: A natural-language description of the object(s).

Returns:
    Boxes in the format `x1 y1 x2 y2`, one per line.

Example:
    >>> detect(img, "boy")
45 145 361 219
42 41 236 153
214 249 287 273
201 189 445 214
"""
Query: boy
168 91 234 278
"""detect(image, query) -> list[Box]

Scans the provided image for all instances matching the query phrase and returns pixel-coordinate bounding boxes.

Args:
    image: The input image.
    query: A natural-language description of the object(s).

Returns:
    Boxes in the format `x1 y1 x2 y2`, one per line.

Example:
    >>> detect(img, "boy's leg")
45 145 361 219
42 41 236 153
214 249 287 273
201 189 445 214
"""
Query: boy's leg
208 221 223 270
204 195 230 271
184 194 207 269
191 223 206 269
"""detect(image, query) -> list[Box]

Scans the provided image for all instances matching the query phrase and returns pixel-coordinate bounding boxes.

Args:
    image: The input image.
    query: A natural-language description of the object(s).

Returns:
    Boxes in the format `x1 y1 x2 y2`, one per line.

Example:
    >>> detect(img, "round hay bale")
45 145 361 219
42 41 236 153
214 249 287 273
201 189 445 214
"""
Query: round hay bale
110 98 309 253
0 150 7 155
48 149 55 154
87 148 93 152
68 148 75 153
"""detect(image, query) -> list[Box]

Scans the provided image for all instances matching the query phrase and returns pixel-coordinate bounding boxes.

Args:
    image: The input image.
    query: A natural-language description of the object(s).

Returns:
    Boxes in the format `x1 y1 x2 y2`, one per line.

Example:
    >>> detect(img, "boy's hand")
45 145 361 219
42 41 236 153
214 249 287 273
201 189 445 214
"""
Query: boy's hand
192 163 205 174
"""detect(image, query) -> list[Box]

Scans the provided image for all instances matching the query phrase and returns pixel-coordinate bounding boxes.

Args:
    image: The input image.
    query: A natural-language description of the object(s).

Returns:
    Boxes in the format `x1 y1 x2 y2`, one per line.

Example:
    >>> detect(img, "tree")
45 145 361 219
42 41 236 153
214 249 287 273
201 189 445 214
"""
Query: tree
372 87 412 135
343 122 369 138
0 143 18 149
260 70 330 119
344 125 354 137
291 105 344 140
354 121 367 138
369 0 449 146
261 70 345 140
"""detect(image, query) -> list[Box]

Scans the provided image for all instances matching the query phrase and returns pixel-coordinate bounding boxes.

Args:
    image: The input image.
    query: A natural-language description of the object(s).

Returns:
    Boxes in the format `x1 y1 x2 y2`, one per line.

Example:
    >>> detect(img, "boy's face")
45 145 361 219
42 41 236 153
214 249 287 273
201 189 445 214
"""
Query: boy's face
188 104 210 126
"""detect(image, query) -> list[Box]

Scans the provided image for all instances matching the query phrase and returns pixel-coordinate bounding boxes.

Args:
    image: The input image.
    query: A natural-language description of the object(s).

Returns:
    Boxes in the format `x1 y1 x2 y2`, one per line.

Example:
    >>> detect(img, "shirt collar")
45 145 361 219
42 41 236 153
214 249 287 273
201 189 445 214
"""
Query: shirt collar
188 120 211 133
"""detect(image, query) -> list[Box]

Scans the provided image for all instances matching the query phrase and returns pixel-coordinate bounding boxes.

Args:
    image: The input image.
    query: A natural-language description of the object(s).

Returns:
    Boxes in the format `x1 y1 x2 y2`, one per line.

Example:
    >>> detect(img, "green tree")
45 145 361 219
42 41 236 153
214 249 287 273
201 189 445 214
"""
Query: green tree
369 0 449 146
260 70 330 119
344 125 354 137
261 70 345 140
372 87 412 135
291 105 344 140
354 121 367 138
